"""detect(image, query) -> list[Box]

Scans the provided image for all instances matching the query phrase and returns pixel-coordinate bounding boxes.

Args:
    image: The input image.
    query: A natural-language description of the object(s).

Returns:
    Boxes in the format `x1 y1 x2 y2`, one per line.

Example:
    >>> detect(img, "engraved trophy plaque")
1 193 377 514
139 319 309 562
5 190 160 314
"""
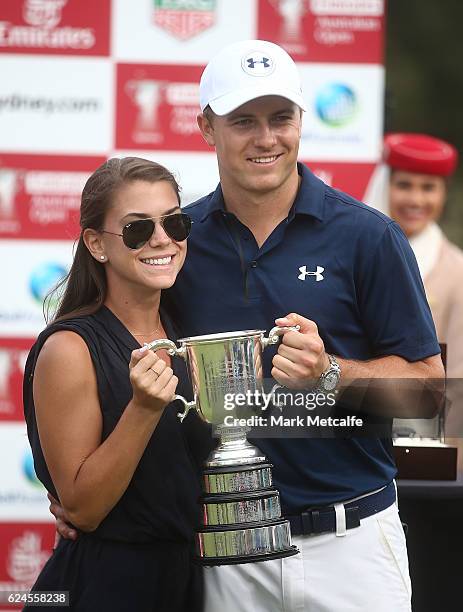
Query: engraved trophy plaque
146 327 300 565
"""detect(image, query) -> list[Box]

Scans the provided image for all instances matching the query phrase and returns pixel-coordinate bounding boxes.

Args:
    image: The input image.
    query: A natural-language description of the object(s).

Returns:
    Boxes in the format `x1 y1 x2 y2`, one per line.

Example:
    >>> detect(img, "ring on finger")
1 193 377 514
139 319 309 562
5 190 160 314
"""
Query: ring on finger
150 367 160 380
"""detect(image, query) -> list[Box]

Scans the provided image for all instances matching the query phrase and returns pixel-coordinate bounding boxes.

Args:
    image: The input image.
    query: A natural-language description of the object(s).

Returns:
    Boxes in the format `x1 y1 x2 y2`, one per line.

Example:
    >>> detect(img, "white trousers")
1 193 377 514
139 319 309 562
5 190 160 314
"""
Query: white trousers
203 503 412 612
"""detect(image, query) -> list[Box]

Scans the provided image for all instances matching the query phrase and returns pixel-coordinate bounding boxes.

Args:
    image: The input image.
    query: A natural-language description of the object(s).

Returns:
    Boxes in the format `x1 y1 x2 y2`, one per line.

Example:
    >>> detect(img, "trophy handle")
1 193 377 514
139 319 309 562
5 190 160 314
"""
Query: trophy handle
262 325 300 348
173 395 197 422
144 339 195 421
268 383 285 411
144 338 187 359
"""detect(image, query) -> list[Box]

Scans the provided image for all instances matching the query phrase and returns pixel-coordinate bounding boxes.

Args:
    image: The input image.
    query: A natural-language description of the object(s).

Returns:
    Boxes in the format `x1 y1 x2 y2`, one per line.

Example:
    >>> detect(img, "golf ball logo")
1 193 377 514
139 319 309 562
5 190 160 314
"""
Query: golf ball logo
315 83 357 127
23 450 42 488
29 262 67 305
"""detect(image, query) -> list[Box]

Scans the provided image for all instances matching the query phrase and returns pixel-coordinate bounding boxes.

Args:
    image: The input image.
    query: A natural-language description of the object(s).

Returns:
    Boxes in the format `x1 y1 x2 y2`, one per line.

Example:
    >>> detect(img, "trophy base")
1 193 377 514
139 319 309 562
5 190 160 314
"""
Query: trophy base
199 546 300 566
206 426 267 467
201 488 282 525
197 427 299 565
196 518 299 565
203 462 273 495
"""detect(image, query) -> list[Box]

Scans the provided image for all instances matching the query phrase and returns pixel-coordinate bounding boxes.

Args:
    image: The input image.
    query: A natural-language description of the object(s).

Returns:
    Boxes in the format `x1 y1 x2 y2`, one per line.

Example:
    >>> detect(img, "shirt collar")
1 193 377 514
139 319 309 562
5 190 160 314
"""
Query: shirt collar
290 162 326 222
200 162 326 223
199 183 226 221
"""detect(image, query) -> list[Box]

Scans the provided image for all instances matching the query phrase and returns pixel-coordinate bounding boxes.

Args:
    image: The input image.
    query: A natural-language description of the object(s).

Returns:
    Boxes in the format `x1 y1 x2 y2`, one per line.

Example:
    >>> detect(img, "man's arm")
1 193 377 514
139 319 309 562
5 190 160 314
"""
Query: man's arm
48 493 77 541
272 313 445 419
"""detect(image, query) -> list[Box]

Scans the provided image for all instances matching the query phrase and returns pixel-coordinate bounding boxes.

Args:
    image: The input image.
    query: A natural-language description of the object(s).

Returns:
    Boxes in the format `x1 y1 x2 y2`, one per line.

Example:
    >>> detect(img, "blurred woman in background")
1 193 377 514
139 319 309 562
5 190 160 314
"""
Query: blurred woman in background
373 133 463 444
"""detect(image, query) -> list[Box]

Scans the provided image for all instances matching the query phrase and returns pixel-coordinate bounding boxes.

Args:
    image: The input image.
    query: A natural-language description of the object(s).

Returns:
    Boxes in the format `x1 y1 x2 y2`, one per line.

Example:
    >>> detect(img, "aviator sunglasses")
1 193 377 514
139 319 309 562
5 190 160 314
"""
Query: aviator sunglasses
102 212 192 249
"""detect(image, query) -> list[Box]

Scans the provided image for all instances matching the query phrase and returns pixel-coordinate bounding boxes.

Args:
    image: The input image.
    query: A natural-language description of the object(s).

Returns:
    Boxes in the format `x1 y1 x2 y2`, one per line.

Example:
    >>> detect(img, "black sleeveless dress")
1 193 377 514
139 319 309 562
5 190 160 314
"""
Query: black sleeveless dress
23 306 214 612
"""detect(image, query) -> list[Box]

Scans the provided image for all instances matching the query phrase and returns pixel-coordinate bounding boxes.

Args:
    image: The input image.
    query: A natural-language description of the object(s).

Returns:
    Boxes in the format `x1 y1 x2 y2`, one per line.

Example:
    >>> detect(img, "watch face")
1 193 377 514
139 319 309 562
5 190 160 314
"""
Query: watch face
324 371 339 391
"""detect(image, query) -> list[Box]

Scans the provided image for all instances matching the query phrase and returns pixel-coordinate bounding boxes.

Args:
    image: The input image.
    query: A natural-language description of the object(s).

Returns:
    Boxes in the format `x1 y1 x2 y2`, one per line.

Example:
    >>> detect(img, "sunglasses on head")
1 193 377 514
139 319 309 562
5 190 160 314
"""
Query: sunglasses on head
102 212 192 249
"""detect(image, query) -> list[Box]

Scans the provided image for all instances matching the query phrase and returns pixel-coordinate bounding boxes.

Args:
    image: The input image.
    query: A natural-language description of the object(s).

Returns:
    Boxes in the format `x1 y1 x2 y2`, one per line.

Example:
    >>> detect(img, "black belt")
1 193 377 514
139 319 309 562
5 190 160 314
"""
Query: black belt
288 481 396 536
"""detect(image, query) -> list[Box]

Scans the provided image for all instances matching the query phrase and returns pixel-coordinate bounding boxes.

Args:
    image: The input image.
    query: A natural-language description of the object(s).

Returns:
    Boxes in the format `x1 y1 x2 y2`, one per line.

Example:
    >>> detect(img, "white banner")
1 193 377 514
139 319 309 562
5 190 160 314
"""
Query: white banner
0 423 51 521
299 63 384 161
0 240 74 337
0 56 113 153
113 0 257 63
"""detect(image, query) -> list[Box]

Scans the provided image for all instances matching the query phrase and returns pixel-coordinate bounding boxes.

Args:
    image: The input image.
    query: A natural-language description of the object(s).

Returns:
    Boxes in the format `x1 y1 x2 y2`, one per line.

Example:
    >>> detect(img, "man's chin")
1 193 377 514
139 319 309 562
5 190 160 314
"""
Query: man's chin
246 174 292 195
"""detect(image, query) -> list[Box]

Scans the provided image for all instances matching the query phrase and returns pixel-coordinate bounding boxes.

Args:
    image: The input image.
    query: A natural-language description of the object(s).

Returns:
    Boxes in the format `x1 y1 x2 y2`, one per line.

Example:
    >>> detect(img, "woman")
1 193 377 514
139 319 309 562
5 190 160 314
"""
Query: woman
384 133 462 373
384 133 463 450
366 133 462 442
23 157 212 611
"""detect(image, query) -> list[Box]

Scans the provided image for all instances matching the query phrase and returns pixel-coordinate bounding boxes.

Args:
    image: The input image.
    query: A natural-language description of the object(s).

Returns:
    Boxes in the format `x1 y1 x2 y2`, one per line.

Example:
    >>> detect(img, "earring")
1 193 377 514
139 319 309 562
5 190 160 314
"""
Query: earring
100 255 106 261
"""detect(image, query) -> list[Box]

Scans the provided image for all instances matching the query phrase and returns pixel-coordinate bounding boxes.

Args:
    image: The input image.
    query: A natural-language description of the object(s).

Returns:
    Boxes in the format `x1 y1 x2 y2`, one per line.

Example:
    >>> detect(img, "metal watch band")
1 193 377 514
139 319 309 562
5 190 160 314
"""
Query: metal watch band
313 353 341 393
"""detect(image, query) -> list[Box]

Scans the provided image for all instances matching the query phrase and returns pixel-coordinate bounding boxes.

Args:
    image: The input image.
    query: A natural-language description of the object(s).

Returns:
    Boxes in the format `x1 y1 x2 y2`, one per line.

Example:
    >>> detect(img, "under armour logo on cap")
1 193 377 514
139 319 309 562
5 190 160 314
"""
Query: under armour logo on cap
298 265 325 282
247 57 270 69
241 51 275 76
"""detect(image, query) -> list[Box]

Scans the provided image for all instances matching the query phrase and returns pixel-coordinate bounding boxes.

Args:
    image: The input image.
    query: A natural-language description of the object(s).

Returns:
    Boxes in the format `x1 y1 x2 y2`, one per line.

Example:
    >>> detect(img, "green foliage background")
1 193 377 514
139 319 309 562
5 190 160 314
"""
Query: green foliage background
386 0 463 247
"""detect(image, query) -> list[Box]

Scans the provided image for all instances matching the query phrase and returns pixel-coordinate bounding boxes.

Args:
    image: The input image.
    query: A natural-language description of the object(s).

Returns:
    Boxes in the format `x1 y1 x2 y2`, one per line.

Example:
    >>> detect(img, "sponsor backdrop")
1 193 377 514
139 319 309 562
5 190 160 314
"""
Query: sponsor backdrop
0 0 385 602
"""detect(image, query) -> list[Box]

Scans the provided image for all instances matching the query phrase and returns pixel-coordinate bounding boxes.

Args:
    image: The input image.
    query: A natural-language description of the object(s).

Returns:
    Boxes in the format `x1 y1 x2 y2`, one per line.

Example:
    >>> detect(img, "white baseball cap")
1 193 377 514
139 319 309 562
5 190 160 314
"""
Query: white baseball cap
199 39 306 116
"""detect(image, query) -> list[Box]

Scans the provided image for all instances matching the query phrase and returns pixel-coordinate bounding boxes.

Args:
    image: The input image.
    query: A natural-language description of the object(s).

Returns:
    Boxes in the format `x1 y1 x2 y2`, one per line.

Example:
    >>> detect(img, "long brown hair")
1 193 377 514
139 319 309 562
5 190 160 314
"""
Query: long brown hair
46 157 180 324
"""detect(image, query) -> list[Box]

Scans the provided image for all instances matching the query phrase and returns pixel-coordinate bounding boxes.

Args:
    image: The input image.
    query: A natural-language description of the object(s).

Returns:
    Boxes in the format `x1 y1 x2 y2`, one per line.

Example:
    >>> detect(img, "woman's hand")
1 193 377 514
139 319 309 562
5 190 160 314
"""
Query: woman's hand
129 346 178 413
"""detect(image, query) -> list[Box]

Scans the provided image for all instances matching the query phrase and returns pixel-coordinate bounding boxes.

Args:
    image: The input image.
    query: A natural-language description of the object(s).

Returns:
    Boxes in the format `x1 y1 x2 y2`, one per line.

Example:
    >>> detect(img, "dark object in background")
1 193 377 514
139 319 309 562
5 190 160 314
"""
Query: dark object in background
394 444 457 480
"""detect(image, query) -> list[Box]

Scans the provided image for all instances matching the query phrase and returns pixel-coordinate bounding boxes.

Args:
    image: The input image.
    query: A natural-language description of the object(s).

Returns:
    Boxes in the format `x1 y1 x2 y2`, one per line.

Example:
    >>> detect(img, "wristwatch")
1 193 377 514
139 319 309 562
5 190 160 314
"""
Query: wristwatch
314 354 341 393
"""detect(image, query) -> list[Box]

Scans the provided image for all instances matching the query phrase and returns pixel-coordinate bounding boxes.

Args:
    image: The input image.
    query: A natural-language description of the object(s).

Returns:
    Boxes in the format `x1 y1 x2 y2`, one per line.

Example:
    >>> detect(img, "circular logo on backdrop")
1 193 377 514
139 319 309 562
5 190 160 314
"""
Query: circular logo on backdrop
23 450 42 488
29 262 68 305
241 51 275 76
315 83 357 127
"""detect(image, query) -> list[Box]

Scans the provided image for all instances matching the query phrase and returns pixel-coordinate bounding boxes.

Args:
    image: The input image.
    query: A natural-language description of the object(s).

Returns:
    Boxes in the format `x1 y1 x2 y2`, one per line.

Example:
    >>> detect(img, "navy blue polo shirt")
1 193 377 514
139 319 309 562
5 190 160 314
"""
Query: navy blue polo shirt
165 162 440 513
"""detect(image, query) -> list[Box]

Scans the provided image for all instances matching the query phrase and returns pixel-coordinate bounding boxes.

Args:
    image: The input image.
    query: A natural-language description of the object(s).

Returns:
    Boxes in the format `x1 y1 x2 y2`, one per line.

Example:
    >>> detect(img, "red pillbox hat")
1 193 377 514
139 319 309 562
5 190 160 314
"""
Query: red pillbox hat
384 133 458 177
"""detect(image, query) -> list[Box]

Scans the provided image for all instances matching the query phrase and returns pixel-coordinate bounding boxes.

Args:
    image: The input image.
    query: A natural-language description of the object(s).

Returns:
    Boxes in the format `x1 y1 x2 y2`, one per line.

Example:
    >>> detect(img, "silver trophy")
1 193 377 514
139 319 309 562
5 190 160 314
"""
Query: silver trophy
146 327 300 565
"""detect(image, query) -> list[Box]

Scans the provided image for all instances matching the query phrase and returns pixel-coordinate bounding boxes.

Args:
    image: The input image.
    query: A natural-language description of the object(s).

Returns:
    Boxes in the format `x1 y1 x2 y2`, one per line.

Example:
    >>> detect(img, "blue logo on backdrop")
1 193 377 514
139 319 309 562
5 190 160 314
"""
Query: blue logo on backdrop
315 83 357 127
29 262 67 305
23 450 42 488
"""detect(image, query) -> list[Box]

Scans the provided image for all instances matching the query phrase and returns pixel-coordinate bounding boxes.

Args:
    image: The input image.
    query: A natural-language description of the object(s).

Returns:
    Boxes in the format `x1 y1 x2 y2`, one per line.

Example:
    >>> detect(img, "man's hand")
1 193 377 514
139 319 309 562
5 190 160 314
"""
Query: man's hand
271 314 444 418
272 313 330 390
48 492 78 542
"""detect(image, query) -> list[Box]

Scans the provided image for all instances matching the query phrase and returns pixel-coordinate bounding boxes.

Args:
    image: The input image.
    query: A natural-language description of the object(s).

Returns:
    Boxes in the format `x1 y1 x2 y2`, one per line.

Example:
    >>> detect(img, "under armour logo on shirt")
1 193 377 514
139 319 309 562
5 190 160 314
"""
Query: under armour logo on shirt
298 265 325 282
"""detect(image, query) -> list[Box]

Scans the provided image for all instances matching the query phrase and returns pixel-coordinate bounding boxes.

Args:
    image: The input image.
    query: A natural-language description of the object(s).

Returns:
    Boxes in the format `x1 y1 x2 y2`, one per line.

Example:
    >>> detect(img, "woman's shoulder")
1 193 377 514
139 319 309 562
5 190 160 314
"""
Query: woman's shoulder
38 311 104 348
37 329 91 364
32 331 96 408
27 314 101 379
29 327 94 385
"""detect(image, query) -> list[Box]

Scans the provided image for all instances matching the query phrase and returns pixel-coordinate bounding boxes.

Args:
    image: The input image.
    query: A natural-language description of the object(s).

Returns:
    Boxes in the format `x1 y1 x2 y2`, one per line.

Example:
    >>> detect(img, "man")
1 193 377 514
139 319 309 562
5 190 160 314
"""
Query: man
171 40 443 612
53 41 443 611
